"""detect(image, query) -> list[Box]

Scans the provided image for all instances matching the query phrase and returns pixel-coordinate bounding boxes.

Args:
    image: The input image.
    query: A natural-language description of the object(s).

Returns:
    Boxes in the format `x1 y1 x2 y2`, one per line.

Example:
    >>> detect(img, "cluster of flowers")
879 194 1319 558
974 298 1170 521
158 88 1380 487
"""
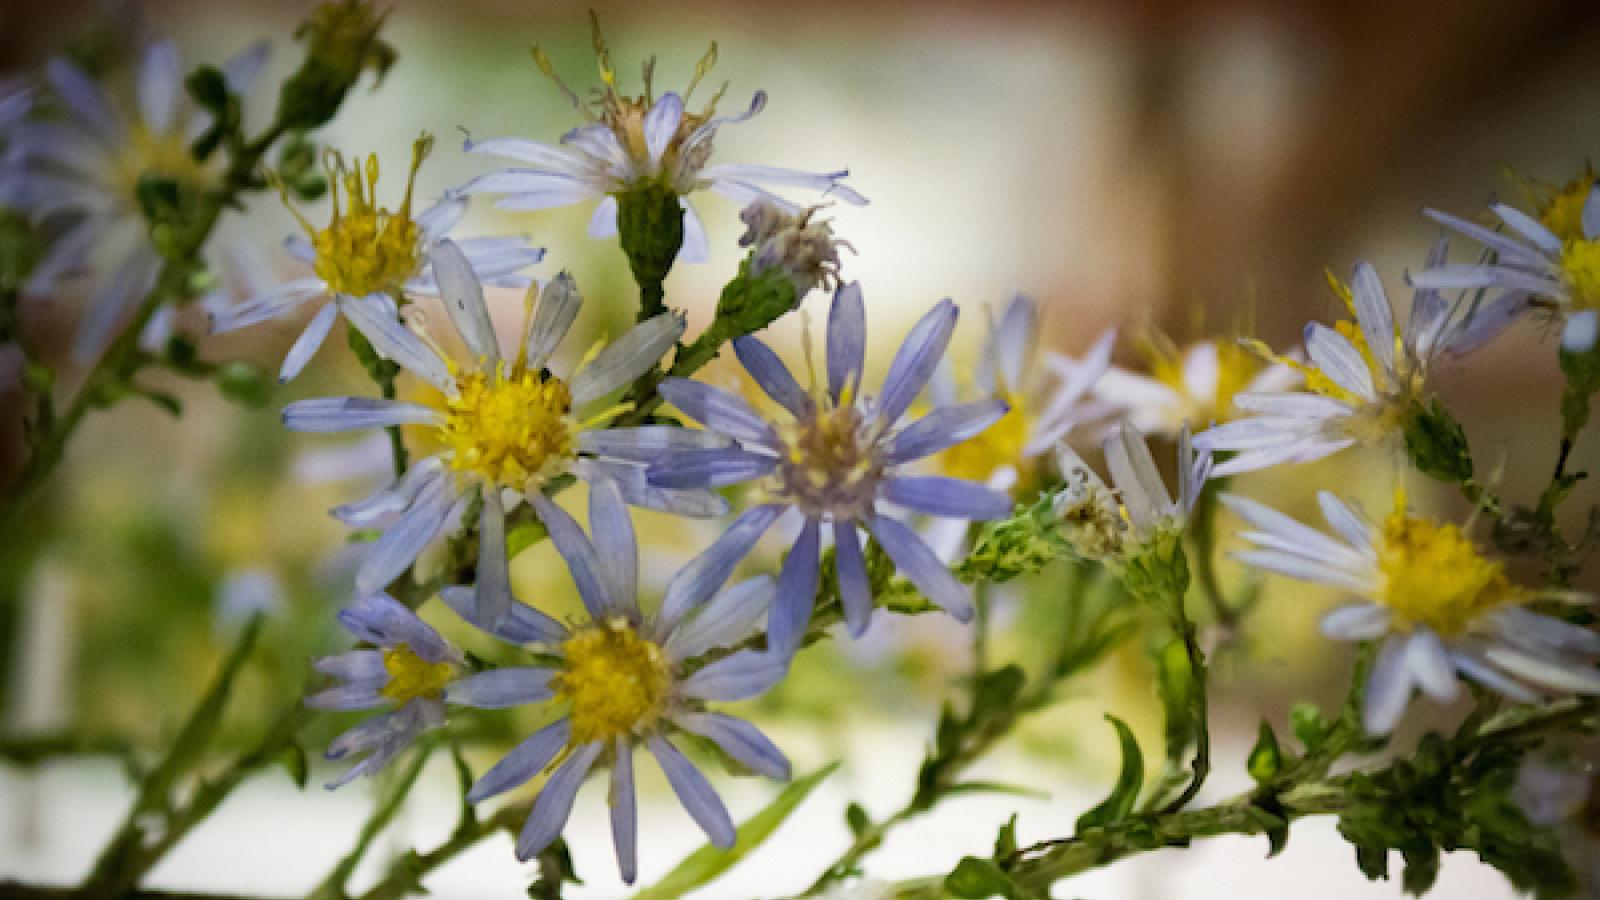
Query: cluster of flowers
6 11 1600 888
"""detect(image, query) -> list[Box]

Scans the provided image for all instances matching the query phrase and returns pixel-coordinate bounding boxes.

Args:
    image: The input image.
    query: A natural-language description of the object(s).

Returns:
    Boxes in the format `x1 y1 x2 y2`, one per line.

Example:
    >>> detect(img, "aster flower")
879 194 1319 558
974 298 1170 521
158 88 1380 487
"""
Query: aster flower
1223 490 1600 735
308 593 556 787
928 295 1114 488
1052 423 1211 563
1195 256 1471 477
441 481 791 884
282 238 726 612
211 135 545 382
1413 187 1600 353
1087 331 1299 438
638 283 1014 657
0 78 32 205
452 19 864 264
7 39 272 360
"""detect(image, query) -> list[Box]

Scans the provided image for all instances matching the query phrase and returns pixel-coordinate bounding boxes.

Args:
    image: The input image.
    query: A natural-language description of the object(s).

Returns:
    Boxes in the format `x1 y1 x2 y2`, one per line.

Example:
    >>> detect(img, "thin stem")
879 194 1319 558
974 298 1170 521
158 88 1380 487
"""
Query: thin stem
351 803 528 900
309 747 432 900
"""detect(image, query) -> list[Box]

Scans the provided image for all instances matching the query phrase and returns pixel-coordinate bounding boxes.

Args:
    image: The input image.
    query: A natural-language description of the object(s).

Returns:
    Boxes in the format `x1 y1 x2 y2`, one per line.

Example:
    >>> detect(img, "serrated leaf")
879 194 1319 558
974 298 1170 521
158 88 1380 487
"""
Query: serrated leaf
632 762 838 899
1076 715 1143 831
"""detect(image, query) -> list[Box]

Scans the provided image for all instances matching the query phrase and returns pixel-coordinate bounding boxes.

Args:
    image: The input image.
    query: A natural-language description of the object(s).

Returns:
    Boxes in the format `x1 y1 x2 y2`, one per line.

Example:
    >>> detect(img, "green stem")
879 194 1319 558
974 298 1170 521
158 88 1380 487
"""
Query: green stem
309 747 431 900
351 803 528 900
79 616 301 895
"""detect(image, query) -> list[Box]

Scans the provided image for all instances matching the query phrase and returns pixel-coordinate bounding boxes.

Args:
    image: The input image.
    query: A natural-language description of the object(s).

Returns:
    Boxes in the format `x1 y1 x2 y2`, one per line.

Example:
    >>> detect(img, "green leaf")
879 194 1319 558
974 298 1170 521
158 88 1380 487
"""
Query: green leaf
944 781 1050 801
185 65 231 112
1402 396 1473 485
1289 701 1327 752
945 857 1022 899
845 802 870 837
632 762 838 899
1076 715 1143 831
278 742 309 789
1247 720 1282 784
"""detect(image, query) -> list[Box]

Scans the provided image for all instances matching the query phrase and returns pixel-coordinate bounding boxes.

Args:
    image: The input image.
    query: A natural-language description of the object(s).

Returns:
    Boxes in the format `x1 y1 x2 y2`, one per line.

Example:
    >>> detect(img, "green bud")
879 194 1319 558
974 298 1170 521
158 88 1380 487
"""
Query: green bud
616 182 685 319
1121 531 1189 606
278 0 395 132
216 361 272 407
955 492 1065 583
1558 340 1600 436
276 135 328 201
1402 396 1473 485
1247 720 1283 784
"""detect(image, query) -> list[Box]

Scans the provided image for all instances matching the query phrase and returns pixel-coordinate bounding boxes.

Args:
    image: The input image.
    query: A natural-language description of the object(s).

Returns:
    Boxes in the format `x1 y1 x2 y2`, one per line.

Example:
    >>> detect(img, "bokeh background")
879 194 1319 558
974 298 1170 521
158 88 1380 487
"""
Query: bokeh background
3 1 1600 897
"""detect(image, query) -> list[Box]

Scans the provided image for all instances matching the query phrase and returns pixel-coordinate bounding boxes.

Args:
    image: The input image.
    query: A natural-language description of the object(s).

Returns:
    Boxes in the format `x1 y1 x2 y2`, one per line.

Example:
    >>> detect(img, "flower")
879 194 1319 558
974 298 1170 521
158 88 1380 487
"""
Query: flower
1413 187 1600 353
1196 257 1470 477
308 593 548 787
739 199 851 298
637 283 1014 656
0 77 32 205
1223 489 1600 734
928 295 1114 487
212 134 545 382
1053 422 1211 563
8 39 273 361
452 18 864 264
441 480 791 884
282 238 726 611
1088 331 1299 437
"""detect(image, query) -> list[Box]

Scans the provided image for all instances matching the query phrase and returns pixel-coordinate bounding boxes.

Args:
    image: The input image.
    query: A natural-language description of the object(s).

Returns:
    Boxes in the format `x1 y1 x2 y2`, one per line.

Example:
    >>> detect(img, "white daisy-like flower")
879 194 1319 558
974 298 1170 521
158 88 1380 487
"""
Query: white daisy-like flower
8 39 273 361
282 237 727 617
1413 187 1600 353
1223 489 1600 735
1196 255 1475 477
211 135 545 382
452 22 864 264
1086 332 1300 438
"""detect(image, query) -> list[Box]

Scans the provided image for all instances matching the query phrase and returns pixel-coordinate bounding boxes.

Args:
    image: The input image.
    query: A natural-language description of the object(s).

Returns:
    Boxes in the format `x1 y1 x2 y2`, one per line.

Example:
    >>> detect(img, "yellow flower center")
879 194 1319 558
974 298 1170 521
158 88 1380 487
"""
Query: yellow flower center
531 16 723 188
773 393 884 518
1138 333 1267 424
556 618 673 744
113 125 209 205
1375 503 1519 637
438 366 576 490
291 134 431 298
1539 172 1595 244
379 645 456 704
1559 239 1600 312
938 391 1029 482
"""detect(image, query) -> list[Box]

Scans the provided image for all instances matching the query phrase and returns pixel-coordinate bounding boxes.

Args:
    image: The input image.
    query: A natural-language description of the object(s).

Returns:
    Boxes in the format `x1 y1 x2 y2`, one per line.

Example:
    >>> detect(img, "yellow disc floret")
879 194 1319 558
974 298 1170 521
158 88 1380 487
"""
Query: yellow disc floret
556 618 673 744
379 645 456 704
113 125 209 205
938 392 1028 481
1537 170 1595 244
439 366 576 490
1560 239 1600 312
1375 499 1520 637
288 134 431 299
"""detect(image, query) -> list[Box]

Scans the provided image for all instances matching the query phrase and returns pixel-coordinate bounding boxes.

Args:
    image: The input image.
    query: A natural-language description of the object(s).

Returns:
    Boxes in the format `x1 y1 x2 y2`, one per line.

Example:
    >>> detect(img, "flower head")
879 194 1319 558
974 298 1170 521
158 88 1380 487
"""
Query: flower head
1414 186 1600 352
452 16 864 264
928 295 1114 487
1196 257 1471 477
1224 490 1600 734
10 40 273 361
632 283 1013 656
282 240 726 612
740 199 851 298
440 480 791 884
1089 329 1299 437
1052 423 1210 564
212 135 544 382
307 594 463 787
